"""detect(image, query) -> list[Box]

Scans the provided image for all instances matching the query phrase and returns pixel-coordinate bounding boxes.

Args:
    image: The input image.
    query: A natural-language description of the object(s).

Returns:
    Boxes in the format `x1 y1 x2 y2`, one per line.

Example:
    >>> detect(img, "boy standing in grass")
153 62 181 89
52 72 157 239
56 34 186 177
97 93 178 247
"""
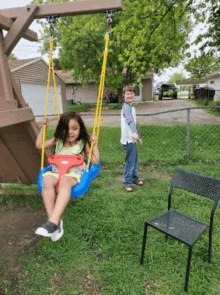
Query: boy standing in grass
120 85 143 192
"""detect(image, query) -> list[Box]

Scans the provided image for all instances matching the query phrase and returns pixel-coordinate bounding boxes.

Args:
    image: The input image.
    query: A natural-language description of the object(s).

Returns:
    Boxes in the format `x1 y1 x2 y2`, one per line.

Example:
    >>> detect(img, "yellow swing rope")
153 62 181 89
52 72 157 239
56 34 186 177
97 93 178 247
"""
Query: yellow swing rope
41 17 111 172
41 39 60 170
86 32 110 171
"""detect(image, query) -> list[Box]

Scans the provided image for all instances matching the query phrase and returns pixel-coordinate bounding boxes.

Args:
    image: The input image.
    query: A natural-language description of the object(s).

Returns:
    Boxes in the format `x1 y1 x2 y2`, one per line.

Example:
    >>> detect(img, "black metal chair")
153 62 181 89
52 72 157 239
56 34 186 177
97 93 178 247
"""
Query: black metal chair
140 167 220 292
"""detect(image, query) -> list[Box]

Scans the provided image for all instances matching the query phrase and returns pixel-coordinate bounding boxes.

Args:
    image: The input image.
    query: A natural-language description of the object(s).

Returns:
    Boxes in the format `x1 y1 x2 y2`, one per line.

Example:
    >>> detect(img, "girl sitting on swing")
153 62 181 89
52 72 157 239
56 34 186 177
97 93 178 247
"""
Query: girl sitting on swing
35 111 99 241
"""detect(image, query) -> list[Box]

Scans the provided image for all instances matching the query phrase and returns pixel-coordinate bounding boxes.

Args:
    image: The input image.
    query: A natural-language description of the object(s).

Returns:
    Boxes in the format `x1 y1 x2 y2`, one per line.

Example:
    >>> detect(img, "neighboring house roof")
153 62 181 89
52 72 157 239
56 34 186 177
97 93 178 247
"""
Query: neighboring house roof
56 70 76 84
56 70 96 84
8 57 63 81
205 71 220 79
176 78 206 85
9 57 41 72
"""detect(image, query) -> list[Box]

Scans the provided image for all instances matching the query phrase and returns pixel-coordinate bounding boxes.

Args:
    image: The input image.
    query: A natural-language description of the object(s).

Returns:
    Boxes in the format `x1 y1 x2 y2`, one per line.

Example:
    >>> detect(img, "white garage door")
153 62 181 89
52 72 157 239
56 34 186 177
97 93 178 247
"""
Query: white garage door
21 82 63 120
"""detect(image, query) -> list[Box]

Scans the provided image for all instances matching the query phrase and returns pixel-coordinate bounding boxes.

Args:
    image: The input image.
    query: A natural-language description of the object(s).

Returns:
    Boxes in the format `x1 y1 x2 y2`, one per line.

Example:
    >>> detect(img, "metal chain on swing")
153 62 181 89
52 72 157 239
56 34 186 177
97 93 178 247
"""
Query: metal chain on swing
45 15 60 40
105 9 117 33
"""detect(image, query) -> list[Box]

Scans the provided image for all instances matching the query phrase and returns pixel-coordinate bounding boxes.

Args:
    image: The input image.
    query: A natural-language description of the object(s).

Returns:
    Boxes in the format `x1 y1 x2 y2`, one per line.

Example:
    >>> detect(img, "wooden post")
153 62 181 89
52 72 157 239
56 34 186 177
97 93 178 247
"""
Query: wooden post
4 5 39 56
0 30 17 109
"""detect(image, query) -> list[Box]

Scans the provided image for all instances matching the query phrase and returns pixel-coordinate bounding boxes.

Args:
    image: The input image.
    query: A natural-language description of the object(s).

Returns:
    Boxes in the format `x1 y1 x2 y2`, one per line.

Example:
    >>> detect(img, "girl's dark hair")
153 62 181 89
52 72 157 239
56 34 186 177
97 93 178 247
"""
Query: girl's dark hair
52 111 90 154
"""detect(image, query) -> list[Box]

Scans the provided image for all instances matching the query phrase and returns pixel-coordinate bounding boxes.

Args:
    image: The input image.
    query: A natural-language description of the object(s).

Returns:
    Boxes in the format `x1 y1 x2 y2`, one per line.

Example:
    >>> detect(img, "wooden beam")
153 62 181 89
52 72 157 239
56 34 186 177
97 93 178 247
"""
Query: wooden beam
0 14 38 42
0 0 123 19
4 5 39 55
0 31 16 104
0 108 35 128
11 75 29 109
0 98 17 111
0 136 30 184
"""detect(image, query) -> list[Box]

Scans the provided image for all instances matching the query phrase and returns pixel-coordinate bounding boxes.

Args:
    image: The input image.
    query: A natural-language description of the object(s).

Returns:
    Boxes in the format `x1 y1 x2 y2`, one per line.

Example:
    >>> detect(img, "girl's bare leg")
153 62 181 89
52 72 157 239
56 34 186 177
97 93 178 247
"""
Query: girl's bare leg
49 176 76 226
42 175 59 219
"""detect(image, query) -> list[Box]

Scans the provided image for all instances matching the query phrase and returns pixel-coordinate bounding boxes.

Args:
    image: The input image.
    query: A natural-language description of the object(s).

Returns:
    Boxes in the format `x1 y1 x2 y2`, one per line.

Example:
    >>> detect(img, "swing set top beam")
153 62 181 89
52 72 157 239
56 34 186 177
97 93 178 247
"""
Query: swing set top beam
0 0 123 20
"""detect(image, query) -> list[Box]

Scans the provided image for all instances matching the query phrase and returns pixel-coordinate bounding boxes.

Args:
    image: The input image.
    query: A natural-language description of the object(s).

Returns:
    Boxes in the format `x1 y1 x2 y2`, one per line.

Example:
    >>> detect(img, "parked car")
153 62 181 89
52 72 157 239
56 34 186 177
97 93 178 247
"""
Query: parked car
158 84 178 100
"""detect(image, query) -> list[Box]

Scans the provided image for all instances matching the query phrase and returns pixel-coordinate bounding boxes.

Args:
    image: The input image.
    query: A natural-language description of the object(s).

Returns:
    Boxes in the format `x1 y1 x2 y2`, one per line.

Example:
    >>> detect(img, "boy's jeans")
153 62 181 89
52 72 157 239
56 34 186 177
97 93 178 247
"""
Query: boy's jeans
122 142 139 186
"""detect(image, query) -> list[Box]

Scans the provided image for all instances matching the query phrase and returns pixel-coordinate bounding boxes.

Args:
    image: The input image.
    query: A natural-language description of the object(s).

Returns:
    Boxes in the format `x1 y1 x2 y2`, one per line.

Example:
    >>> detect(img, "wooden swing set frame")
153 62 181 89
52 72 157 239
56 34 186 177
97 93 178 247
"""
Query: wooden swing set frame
0 0 122 185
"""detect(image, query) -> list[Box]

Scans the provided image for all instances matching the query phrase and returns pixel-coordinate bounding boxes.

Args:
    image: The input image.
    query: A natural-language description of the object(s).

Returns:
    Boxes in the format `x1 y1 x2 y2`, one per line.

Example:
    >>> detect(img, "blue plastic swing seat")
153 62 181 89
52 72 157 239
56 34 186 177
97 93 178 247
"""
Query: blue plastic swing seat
37 156 102 198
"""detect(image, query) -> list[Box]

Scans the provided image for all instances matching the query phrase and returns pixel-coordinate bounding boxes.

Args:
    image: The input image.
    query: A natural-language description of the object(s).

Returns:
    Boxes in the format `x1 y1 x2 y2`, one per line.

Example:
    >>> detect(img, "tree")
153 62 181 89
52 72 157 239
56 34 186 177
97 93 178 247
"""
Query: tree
31 0 193 90
184 53 220 80
167 72 186 83
8 53 17 60
193 0 220 53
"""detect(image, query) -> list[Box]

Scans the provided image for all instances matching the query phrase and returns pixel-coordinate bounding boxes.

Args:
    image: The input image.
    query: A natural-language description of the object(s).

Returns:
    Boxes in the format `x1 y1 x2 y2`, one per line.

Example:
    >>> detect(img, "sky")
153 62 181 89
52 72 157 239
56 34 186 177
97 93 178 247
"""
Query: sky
1 0 206 85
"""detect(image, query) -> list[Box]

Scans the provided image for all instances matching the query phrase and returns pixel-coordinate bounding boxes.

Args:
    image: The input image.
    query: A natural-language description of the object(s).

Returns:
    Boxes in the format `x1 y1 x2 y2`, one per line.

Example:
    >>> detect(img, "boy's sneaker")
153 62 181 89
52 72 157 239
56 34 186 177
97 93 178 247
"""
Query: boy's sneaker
123 185 133 192
133 180 144 186
35 221 58 237
51 219 64 242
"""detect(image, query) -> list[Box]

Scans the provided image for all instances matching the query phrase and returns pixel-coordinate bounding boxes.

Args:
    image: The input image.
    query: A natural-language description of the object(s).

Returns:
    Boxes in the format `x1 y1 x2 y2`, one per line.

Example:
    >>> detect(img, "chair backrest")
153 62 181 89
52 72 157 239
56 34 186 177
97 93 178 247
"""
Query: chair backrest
171 167 220 201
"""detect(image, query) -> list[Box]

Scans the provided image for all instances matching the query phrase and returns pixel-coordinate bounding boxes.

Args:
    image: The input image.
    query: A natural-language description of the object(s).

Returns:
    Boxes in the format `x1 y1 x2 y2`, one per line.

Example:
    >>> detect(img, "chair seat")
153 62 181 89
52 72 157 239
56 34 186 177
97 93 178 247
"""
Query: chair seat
146 209 209 246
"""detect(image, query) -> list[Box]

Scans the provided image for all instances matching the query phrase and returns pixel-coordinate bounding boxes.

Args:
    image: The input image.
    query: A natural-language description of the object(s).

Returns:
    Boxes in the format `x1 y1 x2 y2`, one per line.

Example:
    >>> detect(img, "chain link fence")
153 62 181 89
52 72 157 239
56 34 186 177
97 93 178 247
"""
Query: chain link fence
37 106 220 164
92 106 220 164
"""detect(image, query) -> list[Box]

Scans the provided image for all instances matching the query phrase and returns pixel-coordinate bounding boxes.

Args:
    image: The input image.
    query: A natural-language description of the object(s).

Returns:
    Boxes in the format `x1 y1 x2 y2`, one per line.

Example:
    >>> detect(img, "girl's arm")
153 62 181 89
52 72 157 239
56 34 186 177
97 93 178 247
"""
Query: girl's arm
85 133 100 165
35 118 56 150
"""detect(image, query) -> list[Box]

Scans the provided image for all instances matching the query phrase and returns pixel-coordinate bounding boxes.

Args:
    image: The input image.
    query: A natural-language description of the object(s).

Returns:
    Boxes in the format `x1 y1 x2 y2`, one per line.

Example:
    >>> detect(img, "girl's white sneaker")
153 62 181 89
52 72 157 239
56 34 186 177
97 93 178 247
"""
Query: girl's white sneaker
51 219 64 242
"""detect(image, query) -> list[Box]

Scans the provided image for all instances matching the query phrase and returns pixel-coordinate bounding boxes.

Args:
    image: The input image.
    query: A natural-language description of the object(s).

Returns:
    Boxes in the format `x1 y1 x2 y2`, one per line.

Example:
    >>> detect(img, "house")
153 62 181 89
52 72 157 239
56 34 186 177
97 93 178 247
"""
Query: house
204 71 220 100
176 78 206 98
56 70 154 104
56 70 98 104
9 57 68 120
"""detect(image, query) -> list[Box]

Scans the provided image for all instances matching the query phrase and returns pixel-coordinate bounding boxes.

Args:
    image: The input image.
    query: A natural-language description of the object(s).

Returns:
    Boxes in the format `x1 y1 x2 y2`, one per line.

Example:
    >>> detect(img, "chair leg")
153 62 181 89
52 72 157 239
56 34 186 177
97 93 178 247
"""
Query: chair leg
184 246 192 292
208 226 212 263
140 222 148 265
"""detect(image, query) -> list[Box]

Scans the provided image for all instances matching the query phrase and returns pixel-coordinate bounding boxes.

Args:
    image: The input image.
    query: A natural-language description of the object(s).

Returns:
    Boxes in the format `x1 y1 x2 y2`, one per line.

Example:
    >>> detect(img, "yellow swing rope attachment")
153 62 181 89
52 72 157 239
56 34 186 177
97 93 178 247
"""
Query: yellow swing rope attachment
86 32 110 172
41 28 110 172
41 39 60 170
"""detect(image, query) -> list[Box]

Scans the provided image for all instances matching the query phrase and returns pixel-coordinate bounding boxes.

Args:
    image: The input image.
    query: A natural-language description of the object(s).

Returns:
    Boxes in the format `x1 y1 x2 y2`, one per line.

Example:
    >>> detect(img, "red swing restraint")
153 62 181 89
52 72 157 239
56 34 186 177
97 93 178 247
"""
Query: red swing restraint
48 154 84 193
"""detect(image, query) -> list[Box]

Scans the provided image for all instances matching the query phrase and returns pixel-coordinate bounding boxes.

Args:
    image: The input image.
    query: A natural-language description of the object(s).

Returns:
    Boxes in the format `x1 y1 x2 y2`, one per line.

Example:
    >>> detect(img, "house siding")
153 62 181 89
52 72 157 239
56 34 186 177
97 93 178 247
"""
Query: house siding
207 76 220 100
12 59 59 90
61 72 153 103
66 83 98 104
59 79 68 112
142 78 152 101
11 59 68 114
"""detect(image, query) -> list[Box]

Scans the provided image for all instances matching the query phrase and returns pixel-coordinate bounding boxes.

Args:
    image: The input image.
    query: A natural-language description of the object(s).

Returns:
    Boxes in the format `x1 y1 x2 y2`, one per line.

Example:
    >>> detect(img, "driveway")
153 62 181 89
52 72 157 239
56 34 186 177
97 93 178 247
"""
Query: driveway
80 99 219 127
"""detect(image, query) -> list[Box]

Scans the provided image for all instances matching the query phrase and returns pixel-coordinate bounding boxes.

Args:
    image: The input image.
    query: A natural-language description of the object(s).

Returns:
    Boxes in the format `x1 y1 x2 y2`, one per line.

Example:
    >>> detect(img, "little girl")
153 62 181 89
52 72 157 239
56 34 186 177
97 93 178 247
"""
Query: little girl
35 111 99 241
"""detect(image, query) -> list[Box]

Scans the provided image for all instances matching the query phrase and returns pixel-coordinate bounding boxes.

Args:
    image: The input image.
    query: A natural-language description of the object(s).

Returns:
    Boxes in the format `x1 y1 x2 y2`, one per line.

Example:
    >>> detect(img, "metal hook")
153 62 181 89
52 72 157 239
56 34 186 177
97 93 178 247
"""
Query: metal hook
105 9 117 31
45 15 60 39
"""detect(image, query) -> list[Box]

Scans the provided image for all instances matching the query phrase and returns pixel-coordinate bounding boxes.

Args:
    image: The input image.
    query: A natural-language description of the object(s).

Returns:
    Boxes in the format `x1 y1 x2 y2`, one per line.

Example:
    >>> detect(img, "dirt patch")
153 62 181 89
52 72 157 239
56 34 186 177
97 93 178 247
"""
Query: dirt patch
145 279 154 292
0 207 47 286
115 172 170 182
115 174 123 183
150 172 170 179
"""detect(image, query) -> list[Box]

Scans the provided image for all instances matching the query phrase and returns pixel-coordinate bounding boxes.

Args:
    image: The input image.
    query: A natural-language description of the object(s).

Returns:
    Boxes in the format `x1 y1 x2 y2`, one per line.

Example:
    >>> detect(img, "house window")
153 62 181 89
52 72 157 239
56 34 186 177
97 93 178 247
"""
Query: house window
210 80 215 84
135 87 140 96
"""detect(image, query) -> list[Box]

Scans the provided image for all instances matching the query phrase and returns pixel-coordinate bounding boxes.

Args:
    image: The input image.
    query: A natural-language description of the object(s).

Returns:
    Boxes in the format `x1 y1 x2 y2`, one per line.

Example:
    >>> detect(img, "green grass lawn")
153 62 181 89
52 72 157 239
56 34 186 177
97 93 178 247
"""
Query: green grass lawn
187 98 220 118
67 102 147 113
1 125 220 294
